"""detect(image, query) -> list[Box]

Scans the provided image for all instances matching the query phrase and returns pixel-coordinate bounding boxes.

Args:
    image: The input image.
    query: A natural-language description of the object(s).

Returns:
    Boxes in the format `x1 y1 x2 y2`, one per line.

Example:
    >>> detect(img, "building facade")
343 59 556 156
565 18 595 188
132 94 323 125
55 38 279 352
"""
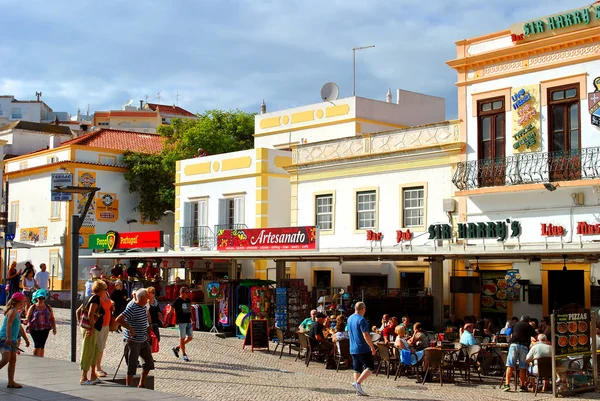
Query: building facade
447 2 600 321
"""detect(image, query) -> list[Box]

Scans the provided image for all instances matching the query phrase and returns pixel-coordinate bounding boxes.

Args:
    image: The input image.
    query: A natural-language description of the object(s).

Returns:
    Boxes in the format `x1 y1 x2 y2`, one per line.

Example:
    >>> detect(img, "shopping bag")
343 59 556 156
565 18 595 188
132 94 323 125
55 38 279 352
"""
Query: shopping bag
150 331 159 353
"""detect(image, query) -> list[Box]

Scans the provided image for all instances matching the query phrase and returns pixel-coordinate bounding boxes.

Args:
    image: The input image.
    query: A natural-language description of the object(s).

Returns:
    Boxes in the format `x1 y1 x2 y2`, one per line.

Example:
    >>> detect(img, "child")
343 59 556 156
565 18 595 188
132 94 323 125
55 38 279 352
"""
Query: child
0 292 30 388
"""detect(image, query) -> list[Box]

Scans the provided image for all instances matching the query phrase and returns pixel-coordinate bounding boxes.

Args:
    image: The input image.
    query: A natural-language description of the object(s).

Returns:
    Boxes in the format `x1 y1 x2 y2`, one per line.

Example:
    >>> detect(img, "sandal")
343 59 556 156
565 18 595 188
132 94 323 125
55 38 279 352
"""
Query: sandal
80 380 95 385
7 382 23 388
97 370 107 377
90 378 102 385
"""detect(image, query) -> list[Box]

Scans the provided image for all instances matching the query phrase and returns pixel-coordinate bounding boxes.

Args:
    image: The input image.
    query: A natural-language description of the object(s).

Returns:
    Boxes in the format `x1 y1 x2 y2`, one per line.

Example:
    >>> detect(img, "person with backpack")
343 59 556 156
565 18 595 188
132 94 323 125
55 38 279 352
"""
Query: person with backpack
77 280 106 385
25 289 56 357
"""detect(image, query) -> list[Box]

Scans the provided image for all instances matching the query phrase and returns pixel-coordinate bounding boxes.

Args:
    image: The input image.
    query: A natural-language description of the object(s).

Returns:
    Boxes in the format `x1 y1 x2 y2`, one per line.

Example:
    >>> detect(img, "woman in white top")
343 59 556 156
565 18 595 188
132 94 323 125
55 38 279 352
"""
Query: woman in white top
21 267 38 309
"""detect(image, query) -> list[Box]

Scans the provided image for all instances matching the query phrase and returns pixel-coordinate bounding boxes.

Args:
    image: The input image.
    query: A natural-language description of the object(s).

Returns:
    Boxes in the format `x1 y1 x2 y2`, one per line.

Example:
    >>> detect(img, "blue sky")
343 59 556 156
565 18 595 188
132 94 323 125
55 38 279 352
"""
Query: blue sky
0 0 574 120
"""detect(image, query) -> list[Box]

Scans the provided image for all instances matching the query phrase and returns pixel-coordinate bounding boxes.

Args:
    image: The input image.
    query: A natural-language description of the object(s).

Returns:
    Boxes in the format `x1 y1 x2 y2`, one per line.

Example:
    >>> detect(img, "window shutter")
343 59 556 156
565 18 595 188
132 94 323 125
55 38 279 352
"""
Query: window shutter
218 199 227 225
198 200 207 226
234 197 244 225
182 202 192 226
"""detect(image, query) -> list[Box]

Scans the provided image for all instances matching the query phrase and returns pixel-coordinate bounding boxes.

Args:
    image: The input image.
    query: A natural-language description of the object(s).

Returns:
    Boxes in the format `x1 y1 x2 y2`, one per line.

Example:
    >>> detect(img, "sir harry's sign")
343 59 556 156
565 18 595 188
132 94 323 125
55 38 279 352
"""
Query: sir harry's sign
217 226 318 251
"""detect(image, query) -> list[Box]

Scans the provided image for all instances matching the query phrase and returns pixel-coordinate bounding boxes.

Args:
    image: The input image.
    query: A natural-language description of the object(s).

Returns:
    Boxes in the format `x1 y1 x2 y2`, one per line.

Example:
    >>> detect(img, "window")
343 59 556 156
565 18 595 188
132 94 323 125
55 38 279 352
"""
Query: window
217 196 244 229
10 201 18 223
403 186 424 227
51 201 61 220
548 85 580 153
98 122 109 126
99 155 116 165
478 98 505 160
11 108 22 119
47 156 59 164
193 199 208 227
356 190 376 230
19 162 27 170
315 194 333 230
49 250 61 279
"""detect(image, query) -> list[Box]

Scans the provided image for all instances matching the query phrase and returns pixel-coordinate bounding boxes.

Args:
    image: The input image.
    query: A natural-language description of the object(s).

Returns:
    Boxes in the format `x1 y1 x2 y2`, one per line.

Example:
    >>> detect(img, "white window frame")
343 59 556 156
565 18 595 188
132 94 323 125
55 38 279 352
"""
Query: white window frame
218 194 245 227
355 188 378 231
99 155 116 165
10 201 19 223
11 107 22 119
315 193 334 232
50 201 61 220
399 183 428 230
49 249 61 279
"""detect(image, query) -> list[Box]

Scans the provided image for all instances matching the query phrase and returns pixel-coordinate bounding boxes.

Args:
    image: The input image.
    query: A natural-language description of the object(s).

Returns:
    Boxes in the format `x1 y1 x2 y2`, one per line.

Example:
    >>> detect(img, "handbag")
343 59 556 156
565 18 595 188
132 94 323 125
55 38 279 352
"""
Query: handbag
78 296 95 330
150 331 159 353
109 314 119 332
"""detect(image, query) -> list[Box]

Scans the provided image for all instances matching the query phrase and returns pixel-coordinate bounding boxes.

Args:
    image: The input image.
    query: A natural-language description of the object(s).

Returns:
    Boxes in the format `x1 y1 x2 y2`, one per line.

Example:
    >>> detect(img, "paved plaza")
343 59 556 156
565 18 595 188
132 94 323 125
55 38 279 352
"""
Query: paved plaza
2 308 600 400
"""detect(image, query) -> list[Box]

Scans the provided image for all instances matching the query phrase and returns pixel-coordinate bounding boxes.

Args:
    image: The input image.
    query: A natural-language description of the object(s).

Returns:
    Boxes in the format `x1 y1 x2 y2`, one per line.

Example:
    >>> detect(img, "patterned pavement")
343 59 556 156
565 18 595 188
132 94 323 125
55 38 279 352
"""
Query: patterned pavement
2 308 600 400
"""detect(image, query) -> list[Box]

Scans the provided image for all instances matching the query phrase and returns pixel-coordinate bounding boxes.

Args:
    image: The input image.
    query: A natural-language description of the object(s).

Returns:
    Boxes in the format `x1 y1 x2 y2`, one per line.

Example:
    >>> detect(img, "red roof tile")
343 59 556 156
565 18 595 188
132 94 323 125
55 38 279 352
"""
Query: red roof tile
60 129 164 154
145 103 196 118
108 111 158 117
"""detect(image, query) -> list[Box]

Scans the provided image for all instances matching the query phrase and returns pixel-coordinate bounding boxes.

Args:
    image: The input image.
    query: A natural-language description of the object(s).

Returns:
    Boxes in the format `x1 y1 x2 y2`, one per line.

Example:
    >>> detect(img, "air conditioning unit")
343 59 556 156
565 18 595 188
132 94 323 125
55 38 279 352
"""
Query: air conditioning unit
443 198 456 212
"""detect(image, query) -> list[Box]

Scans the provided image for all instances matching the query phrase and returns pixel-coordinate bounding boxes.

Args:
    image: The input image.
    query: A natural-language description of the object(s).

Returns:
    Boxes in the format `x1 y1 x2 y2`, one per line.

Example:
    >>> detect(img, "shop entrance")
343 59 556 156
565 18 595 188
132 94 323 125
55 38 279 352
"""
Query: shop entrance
351 275 387 291
548 270 584 315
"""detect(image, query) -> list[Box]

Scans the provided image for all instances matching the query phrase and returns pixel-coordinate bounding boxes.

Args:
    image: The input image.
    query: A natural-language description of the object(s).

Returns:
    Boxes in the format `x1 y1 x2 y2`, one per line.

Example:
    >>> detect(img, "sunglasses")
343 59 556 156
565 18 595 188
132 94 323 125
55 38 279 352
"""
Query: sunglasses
37 297 45 300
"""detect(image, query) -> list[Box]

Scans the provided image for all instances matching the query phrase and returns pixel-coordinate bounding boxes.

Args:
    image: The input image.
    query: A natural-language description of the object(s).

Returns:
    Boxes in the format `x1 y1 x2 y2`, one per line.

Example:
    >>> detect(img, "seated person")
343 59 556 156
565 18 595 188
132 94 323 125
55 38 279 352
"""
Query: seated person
394 326 409 349
401 315 414 336
395 325 424 366
307 312 335 356
526 334 552 392
298 309 317 332
372 314 389 334
407 322 427 349
382 318 397 343
333 316 349 343
460 323 478 346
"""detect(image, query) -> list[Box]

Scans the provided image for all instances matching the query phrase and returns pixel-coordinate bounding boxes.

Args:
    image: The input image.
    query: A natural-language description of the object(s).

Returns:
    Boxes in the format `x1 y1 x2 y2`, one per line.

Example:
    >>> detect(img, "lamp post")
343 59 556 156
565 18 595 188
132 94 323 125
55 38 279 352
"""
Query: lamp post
352 45 375 96
53 185 100 362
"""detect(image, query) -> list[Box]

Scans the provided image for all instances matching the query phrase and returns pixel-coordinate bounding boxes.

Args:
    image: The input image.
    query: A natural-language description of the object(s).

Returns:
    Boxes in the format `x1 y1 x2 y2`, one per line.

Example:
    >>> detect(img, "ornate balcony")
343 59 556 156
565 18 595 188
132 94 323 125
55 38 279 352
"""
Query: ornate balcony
452 147 600 191
179 226 214 248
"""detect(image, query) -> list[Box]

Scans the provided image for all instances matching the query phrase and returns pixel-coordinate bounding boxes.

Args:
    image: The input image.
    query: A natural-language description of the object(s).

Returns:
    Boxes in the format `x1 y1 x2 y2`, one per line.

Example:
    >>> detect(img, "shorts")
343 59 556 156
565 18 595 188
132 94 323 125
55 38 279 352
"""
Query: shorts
352 352 375 374
96 325 110 352
125 340 155 376
29 329 51 349
0 338 15 353
506 343 528 369
178 322 193 339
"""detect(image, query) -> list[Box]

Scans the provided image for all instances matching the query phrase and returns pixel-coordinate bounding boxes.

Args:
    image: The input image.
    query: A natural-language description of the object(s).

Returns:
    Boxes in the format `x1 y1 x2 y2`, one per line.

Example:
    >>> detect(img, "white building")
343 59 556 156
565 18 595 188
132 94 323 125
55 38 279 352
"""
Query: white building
0 121 73 157
447 2 600 320
3 128 172 290
0 95 53 125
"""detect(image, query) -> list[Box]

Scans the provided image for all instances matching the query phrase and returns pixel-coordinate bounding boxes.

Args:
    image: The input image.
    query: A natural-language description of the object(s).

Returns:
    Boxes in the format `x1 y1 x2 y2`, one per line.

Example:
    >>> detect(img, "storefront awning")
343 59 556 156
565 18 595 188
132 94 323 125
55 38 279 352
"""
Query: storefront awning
341 262 391 275
0 239 32 249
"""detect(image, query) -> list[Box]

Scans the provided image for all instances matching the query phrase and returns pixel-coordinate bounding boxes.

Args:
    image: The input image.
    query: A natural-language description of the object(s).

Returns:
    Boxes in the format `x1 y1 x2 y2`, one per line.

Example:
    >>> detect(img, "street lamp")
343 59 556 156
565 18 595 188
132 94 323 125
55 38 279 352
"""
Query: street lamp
352 45 375 96
53 185 100 363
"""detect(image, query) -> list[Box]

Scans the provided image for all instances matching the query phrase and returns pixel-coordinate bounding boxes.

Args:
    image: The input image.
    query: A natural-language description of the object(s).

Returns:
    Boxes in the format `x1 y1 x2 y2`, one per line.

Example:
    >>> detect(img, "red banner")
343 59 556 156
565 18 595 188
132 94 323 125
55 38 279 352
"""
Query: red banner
217 226 317 251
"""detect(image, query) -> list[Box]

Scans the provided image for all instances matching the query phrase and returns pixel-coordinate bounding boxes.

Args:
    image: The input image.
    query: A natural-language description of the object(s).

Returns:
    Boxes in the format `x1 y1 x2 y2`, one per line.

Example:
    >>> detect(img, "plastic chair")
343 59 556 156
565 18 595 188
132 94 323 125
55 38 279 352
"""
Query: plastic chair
335 339 351 372
421 348 452 386
295 332 309 363
526 357 552 396
272 327 296 359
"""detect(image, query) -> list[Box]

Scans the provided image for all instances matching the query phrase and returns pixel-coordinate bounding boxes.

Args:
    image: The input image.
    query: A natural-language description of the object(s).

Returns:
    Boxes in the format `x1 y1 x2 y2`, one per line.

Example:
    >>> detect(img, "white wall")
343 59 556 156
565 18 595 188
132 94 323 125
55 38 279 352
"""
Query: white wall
1 130 71 159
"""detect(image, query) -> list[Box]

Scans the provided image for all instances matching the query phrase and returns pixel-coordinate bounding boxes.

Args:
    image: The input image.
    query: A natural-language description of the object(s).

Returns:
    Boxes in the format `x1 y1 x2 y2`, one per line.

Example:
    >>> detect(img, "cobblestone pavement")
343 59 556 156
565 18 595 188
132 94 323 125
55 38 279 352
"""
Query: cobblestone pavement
3 308 600 400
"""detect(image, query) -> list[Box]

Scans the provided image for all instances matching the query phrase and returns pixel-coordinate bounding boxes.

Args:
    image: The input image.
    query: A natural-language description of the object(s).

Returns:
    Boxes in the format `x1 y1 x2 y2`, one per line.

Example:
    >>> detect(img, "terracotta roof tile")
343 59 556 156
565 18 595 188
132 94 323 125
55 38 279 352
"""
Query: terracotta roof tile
60 129 164 154
145 103 196 117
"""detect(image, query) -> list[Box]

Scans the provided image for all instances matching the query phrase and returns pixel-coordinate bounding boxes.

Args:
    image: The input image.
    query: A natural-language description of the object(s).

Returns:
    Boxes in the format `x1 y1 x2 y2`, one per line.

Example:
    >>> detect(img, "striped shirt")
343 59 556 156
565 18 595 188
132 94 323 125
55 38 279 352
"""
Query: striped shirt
122 301 149 343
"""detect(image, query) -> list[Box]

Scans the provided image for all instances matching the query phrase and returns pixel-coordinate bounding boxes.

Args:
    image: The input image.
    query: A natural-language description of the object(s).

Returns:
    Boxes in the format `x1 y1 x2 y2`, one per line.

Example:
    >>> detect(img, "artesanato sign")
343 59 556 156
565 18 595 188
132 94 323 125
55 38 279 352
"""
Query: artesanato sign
85 230 163 250
510 4 600 43
428 220 521 242
217 226 318 251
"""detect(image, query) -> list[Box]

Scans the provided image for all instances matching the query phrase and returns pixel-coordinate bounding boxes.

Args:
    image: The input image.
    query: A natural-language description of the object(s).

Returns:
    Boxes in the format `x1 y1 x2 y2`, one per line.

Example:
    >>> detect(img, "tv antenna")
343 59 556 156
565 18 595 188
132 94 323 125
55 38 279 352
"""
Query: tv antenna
320 82 339 103
157 91 162 104
176 90 180 106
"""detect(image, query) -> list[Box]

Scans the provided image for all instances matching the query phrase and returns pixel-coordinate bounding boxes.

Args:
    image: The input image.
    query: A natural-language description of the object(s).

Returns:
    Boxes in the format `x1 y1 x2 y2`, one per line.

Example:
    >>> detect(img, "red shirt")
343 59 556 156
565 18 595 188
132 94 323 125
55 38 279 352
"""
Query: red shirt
382 324 396 339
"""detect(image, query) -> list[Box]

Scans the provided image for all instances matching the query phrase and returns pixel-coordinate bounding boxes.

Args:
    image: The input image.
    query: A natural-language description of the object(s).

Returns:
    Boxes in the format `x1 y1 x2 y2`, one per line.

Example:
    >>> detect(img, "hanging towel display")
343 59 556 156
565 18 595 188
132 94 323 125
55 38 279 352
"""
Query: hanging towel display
200 304 212 329
219 283 230 325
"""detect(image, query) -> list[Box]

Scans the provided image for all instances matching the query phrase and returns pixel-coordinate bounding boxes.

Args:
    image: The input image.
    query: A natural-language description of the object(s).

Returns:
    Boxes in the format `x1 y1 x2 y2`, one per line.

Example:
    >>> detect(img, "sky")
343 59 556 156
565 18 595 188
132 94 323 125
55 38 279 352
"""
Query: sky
0 0 577 120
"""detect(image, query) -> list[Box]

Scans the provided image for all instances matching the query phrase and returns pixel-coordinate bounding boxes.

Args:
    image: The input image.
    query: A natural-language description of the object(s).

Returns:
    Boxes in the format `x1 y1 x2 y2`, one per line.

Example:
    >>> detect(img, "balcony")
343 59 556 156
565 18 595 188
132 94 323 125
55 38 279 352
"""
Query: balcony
179 226 214 248
452 147 600 191
214 223 248 234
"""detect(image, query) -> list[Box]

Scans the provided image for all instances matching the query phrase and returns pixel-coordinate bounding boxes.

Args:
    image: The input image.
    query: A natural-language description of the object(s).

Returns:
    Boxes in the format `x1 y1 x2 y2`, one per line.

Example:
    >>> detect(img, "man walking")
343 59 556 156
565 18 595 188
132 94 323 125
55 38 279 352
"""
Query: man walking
34 263 50 291
166 286 195 362
502 315 537 392
116 288 155 387
347 302 376 396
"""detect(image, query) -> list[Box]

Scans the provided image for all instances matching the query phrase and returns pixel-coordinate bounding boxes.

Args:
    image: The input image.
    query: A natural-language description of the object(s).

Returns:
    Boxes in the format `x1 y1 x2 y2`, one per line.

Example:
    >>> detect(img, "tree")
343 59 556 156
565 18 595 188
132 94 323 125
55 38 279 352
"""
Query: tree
122 109 255 222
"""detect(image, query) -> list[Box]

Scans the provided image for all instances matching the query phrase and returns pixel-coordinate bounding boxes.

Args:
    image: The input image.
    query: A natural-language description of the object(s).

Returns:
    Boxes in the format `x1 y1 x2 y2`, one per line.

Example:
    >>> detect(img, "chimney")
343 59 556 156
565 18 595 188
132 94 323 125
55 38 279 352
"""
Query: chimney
139 100 144 110
260 100 266 114
386 88 392 103
49 135 58 149
36 91 42 101
397 89 401 105
76 108 81 121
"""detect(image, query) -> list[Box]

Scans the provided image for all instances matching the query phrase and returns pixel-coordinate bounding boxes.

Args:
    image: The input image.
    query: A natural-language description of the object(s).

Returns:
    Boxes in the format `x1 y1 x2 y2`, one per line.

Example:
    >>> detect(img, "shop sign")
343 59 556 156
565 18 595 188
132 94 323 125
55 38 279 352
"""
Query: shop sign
396 229 412 242
428 220 521 242
510 4 600 43
50 173 73 201
511 86 540 152
588 77 600 128
217 226 317 251
554 305 591 357
20 226 48 243
86 230 163 250
541 223 565 236
95 192 119 222
366 230 383 241
577 221 600 235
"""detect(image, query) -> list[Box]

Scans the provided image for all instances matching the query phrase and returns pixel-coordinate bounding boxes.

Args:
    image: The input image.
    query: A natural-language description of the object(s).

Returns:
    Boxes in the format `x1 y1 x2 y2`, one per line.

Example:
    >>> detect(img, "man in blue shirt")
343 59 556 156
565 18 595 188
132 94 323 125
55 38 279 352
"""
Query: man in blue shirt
347 302 376 396
460 323 478 346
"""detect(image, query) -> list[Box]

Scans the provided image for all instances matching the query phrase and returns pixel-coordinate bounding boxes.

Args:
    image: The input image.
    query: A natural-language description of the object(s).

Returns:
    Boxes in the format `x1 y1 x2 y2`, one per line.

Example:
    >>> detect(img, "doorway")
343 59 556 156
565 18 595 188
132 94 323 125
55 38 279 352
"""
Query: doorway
351 275 387 290
314 270 332 288
400 272 425 295
548 270 584 314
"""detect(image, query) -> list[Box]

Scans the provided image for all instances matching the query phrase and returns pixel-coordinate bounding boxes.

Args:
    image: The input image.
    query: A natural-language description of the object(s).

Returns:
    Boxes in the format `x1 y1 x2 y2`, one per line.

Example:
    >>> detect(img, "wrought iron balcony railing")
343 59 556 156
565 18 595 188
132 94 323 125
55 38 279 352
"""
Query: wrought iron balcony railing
452 147 600 191
214 223 248 234
179 225 214 248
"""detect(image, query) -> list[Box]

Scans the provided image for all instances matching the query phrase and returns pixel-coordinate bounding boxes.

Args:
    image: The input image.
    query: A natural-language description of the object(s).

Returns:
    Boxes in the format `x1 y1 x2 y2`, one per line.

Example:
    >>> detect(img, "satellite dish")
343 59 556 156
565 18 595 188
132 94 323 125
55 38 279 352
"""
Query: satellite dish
320 82 339 102
123 99 134 107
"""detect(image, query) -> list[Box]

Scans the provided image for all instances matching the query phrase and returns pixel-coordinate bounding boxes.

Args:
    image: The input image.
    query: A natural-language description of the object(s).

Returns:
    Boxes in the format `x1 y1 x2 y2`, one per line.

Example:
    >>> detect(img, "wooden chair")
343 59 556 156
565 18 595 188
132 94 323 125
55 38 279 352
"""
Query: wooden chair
421 348 453 386
467 345 484 383
272 327 296 359
526 357 553 396
375 343 397 378
335 339 351 372
295 332 309 363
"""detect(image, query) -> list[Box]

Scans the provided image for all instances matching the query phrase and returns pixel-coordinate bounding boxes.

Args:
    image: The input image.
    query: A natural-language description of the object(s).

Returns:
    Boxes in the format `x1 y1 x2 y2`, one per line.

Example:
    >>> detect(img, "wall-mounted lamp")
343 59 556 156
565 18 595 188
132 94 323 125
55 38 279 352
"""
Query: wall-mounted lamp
543 183 558 191
163 210 175 216
517 279 530 301
562 254 568 272
180 259 186 269
474 256 480 272
126 219 138 224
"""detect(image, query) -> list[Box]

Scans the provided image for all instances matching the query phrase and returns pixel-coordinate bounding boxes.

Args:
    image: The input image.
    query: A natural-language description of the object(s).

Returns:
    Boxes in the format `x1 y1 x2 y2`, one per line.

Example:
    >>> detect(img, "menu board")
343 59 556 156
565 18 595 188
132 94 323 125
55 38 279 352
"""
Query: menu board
505 269 521 301
554 306 591 357
243 319 269 352
480 272 508 314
